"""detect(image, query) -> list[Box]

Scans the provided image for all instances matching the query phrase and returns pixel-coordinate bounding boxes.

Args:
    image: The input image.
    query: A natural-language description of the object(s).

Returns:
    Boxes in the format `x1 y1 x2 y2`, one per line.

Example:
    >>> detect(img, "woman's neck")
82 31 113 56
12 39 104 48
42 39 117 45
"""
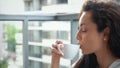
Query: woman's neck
95 47 118 68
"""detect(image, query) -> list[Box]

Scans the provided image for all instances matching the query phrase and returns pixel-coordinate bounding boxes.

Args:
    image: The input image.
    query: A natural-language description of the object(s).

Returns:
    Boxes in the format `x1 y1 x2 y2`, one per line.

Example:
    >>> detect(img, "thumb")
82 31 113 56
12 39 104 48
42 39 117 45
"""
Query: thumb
60 44 64 50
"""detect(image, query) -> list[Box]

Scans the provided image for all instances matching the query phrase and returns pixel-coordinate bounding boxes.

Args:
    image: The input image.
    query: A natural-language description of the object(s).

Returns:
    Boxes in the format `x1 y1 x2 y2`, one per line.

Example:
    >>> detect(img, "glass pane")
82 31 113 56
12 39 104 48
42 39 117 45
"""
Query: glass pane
41 0 68 6
29 60 42 68
28 21 71 68
0 21 23 68
29 45 42 57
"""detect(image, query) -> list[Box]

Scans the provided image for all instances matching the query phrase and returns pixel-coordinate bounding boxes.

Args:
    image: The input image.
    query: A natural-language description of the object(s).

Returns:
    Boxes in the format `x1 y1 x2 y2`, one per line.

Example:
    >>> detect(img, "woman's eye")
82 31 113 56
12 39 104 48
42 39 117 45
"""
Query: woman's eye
81 28 87 32
82 30 87 32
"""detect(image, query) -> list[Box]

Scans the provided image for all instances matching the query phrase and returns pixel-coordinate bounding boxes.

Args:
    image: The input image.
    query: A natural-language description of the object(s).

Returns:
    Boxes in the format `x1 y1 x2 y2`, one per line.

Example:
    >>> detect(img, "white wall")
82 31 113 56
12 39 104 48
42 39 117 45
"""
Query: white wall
0 0 85 14
42 0 85 14
0 0 25 14
68 0 84 5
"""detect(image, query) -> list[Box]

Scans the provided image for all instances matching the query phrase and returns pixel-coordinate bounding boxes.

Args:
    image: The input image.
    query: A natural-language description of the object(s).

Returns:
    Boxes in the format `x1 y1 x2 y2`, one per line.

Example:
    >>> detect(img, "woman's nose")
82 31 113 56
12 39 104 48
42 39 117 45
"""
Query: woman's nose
75 31 81 41
75 33 78 40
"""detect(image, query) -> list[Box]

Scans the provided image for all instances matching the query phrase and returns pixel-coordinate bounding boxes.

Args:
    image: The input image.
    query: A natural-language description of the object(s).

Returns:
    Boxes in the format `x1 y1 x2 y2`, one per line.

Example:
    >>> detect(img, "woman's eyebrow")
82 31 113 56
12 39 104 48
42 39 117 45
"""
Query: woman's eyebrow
80 23 86 26
78 23 86 29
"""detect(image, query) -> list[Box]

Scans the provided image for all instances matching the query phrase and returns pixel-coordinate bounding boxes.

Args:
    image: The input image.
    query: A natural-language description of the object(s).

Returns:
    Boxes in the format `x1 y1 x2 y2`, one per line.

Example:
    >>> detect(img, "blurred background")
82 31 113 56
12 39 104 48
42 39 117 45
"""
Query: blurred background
0 0 119 68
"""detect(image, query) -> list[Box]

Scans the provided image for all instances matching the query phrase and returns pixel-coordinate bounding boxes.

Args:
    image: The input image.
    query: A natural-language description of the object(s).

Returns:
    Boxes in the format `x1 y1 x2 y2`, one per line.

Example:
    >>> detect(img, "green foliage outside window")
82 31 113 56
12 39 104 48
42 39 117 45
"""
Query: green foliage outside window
0 23 22 68
5 24 22 53
0 59 8 68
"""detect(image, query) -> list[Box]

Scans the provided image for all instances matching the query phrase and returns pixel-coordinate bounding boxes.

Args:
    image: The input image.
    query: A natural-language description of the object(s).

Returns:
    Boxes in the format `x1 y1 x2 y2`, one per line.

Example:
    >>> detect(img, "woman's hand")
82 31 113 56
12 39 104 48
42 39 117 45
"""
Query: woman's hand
51 40 63 68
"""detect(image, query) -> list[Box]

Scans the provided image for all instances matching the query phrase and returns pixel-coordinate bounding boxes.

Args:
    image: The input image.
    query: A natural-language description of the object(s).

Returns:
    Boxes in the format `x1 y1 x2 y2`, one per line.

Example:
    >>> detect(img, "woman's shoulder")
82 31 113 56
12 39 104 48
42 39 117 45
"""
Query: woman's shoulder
109 59 120 68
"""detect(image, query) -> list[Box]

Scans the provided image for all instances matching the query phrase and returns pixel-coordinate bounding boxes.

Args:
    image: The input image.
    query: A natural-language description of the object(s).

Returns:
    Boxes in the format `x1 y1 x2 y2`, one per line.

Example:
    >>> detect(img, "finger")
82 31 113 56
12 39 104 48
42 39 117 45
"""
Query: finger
55 40 63 44
52 44 58 49
51 48 62 56
60 44 64 50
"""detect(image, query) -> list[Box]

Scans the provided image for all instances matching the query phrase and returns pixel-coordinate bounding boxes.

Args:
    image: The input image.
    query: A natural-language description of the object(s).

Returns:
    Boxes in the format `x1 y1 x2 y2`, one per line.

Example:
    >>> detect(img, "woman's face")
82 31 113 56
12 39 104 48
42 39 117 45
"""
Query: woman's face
76 12 105 55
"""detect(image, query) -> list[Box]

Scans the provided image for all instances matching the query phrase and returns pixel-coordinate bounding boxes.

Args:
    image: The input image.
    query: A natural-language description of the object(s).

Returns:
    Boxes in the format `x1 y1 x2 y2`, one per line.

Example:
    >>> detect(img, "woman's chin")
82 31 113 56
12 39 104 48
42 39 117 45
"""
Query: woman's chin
82 51 92 55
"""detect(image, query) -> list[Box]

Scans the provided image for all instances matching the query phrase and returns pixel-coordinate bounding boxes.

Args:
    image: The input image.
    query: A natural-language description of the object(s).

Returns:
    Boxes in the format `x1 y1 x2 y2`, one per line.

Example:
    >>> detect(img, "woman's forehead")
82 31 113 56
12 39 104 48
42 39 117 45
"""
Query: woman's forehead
78 12 92 26
79 12 87 26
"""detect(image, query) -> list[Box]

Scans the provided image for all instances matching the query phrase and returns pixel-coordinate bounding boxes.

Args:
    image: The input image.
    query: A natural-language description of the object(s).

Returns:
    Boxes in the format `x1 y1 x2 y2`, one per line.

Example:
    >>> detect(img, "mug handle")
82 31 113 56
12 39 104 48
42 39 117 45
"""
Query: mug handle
57 44 64 56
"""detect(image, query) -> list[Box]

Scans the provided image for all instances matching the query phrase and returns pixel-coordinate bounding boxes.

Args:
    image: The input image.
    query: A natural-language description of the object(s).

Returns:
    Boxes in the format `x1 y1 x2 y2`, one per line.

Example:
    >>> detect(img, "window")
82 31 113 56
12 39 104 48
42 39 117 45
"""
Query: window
28 21 71 68
0 14 79 68
24 1 33 11
41 0 68 6
0 21 23 68
24 0 41 11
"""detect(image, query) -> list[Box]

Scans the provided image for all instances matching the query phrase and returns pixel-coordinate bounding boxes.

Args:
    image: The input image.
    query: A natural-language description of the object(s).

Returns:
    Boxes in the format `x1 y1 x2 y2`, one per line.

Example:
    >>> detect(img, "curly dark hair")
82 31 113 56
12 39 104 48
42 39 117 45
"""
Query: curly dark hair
75 0 120 68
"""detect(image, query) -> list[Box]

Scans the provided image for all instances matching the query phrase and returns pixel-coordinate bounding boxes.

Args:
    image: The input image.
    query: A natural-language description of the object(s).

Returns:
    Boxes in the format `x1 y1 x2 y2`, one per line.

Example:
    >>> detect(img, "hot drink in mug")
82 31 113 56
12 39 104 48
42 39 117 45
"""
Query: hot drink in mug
57 44 80 60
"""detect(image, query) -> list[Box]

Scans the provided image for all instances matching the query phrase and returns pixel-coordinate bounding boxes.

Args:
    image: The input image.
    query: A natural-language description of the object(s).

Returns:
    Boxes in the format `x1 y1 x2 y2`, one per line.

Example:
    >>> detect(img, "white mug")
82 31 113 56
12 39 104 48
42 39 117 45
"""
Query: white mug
57 44 80 60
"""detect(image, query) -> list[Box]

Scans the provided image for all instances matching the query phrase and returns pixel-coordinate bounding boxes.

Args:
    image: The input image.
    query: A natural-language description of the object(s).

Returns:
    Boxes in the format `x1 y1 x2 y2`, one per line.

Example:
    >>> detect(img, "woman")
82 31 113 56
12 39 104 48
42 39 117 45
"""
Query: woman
51 0 120 68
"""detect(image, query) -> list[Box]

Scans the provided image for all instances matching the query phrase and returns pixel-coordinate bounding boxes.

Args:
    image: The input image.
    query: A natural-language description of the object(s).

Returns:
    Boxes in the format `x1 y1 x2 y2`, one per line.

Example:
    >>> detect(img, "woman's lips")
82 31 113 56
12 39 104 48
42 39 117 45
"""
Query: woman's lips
79 44 81 48
78 43 82 48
